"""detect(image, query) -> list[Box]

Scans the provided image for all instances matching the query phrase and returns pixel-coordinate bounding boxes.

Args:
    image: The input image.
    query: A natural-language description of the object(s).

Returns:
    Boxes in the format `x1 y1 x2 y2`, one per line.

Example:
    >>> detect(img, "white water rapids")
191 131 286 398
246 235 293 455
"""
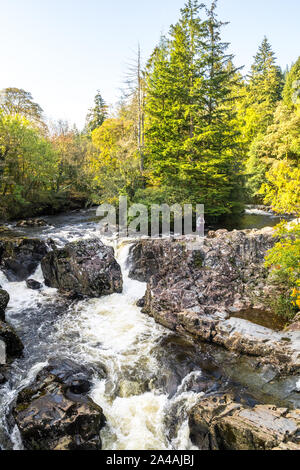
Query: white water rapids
0 226 205 450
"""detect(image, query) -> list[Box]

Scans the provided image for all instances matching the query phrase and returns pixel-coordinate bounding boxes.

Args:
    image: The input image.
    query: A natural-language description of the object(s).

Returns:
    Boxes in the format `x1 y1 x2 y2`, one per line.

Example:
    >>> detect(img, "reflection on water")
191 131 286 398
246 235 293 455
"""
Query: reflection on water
230 309 288 332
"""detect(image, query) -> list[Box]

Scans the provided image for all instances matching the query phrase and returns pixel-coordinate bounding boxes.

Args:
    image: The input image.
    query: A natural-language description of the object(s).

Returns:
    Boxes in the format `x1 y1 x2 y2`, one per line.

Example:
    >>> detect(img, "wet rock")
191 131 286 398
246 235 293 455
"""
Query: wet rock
0 372 6 385
118 380 147 398
0 321 24 360
0 238 48 281
0 289 9 321
189 394 300 450
26 279 42 291
13 359 106 450
129 242 165 282
16 218 48 228
136 296 145 308
129 229 300 372
41 238 123 297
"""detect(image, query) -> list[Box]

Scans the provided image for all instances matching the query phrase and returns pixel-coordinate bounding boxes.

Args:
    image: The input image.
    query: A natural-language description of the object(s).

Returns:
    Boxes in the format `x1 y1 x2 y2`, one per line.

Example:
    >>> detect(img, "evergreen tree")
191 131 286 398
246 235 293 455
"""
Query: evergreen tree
242 37 283 142
243 38 284 200
144 0 244 216
86 90 108 133
283 57 300 108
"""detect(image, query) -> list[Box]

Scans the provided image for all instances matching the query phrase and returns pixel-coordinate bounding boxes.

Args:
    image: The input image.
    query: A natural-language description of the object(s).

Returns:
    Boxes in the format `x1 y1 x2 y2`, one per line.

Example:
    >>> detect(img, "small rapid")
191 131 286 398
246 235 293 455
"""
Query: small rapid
0 207 289 450
0 223 207 450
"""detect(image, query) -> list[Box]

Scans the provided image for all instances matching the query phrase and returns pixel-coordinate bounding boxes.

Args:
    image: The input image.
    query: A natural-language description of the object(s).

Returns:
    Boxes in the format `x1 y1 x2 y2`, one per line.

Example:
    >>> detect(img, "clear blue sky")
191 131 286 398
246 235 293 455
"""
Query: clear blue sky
0 0 299 129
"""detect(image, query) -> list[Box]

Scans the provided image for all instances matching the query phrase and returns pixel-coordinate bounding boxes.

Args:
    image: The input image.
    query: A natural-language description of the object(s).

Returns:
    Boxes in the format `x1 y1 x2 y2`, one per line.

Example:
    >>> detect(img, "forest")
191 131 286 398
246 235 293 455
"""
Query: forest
0 1 299 311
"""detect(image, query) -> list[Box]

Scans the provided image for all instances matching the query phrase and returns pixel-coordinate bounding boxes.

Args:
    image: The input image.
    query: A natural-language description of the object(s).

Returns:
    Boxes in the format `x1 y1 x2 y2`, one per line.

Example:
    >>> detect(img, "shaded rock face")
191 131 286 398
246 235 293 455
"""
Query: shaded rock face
189 394 300 450
0 289 9 321
129 229 300 371
13 359 106 450
41 239 123 297
0 238 48 281
0 321 24 360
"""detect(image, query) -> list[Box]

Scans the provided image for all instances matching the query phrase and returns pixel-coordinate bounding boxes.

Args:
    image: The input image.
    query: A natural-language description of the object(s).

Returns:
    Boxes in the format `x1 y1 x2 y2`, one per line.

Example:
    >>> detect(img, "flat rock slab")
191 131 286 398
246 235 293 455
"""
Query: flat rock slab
189 394 300 450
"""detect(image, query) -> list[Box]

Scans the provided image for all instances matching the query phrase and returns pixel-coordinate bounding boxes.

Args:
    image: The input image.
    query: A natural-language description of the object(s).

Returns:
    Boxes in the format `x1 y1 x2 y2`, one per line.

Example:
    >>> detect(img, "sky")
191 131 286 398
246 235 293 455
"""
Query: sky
0 0 299 129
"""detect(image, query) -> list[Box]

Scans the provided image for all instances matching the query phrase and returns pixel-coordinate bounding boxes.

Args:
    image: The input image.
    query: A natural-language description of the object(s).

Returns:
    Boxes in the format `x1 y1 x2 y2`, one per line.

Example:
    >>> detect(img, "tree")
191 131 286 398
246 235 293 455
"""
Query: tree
85 90 108 133
283 57 300 108
261 162 300 317
87 117 140 204
242 38 284 200
241 37 283 143
0 88 44 125
50 120 90 194
144 0 244 216
246 60 300 200
0 113 57 201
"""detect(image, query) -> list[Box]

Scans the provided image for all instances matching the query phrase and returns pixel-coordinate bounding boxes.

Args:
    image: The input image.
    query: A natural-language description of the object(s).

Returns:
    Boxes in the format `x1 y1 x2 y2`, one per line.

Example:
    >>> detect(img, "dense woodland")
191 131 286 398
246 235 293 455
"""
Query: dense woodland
0 1 299 311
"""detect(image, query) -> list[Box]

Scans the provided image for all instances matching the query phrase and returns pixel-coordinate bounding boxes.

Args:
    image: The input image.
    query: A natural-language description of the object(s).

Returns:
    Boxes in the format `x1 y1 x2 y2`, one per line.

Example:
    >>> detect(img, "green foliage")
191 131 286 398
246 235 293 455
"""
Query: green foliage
0 88 44 126
87 118 141 204
144 0 244 216
265 222 300 318
283 57 300 108
86 91 108 133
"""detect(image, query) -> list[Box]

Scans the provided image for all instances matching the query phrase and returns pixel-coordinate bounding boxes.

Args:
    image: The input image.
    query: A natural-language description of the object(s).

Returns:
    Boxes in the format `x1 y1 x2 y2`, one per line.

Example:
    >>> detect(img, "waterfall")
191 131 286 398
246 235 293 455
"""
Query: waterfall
0 221 205 450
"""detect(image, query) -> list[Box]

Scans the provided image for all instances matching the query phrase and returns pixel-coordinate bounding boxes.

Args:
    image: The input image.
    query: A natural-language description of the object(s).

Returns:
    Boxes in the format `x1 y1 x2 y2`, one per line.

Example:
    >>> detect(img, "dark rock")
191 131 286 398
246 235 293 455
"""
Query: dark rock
46 238 57 251
0 372 6 385
41 238 123 297
16 218 48 228
13 359 106 450
0 289 9 321
0 238 48 281
129 229 300 372
0 321 24 359
136 297 145 308
189 394 300 450
26 279 42 291
129 242 165 282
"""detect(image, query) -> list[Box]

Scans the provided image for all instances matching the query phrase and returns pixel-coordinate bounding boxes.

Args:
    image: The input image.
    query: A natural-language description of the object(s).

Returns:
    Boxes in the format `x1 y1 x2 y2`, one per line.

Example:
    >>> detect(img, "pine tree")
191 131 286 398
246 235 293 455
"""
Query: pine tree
283 57 300 108
144 0 244 215
86 91 108 133
242 37 283 142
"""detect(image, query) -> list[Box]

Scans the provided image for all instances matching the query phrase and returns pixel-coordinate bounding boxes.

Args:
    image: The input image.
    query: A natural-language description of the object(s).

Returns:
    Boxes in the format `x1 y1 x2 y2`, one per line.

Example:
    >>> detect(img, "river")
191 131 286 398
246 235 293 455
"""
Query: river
0 207 291 450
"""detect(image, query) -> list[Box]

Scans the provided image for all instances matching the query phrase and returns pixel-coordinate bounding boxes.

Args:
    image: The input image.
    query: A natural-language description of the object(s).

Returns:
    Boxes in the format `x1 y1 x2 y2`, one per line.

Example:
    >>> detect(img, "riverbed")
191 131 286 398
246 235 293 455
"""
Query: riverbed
0 207 295 450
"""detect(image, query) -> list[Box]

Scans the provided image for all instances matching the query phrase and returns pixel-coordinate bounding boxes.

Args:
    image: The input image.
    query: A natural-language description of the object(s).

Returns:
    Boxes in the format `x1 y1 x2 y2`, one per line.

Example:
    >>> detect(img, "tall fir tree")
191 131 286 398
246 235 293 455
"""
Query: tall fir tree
144 0 244 216
283 57 300 109
242 37 283 143
86 90 108 133
244 38 284 200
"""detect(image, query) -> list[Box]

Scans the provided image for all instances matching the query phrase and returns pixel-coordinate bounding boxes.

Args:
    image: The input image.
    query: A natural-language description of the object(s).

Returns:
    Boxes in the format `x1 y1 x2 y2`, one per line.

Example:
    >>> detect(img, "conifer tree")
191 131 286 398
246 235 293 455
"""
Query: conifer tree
86 90 108 133
242 37 283 142
283 57 300 108
144 0 244 215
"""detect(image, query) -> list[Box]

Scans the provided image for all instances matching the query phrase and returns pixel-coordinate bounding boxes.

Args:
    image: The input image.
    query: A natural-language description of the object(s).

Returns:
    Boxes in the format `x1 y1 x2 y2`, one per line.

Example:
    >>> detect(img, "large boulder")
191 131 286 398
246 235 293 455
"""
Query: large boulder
0 289 9 321
189 394 300 450
13 359 106 450
129 229 300 372
0 321 24 360
41 239 123 297
0 238 48 281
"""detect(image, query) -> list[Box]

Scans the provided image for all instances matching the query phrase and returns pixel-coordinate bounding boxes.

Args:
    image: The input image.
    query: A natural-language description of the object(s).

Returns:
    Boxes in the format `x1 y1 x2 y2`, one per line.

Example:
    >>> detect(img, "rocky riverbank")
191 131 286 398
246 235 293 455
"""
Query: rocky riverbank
0 220 299 450
129 228 300 373
189 394 300 450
